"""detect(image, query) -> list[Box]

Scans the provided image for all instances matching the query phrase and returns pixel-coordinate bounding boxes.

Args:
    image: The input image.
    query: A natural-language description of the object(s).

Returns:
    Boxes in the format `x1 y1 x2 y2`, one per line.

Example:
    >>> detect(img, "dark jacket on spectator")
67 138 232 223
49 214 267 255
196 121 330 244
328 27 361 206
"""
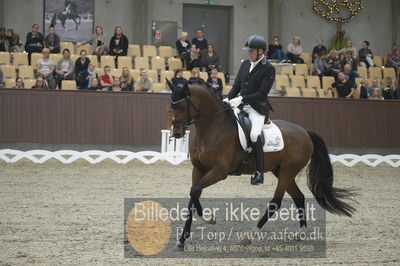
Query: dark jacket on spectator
109 35 129 56
267 44 283 58
176 40 190 56
25 32 44 52
312 45 327 61
44 34 60 53
184 53 201 71
207 77 223 98
359 48 374 66
191 37 208 51
201 51 221 71
360 85 368 99
74 57 91 78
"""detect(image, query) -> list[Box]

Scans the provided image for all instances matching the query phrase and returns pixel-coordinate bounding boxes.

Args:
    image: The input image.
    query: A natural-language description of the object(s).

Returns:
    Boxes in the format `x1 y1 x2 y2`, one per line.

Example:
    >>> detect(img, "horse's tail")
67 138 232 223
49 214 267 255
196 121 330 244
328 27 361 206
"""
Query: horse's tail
306 130 356 217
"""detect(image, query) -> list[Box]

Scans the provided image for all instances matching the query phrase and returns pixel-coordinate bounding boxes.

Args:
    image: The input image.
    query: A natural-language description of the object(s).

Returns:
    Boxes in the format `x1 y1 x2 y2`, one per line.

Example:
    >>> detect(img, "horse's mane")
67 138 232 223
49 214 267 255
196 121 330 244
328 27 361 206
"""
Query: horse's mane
187 80 223 104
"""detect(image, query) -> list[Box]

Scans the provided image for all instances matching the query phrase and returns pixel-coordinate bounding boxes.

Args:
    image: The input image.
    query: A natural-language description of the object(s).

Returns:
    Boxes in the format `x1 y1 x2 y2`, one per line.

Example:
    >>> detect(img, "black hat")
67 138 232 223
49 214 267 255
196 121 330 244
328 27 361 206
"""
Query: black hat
242 35 267 51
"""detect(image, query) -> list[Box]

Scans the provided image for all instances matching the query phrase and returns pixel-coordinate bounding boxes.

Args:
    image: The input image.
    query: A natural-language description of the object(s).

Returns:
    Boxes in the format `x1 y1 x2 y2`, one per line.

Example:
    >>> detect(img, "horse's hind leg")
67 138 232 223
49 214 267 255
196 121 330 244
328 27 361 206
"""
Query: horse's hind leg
286 181 307 228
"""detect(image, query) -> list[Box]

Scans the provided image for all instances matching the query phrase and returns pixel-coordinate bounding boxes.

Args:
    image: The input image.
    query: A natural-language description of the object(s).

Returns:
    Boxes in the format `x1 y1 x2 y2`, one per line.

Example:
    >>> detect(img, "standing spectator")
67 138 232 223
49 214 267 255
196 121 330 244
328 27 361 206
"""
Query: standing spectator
112 76 122 92
77 63 97 90
312 37 327 63
79 25 108 59
44 25 60 54
386 44 400 75
359 79 368 99
36 48 56 89
171 69 187 89
207 68 223 99
188 67 204 84
367 79 381 97
109 26 128 57
267 36 287 61
88 77 101 91
25 24 44 64
184 44 201 71
338 40 357 59
0 27 8 52
6 29 22 52
74 49 91 80
31 75 48 89
201 43 221 72
369 87 383 100
176 31 190 58
191 28 208 51
327 49 341 77
329 71 356 98
100 65 114 91
120 67 134 91
286 36 304 63
14 77 25 89
358 41 374 68
55 48 74 89
135 70 154 93
382 77 396 100
341 51 357 72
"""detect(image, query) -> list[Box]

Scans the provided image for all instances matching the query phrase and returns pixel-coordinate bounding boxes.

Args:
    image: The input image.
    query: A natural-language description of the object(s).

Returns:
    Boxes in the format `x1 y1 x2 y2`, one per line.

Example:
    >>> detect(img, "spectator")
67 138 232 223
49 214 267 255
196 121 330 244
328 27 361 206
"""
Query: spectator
112 76 122 92
382 77 396 100
79 25 108 59
184 44 201 71
100 65 114 91
77 63 97 90
109 26 128 57
369 87 383 100
135 70 153 93
31 75 48 89
343 64 358 85
312 37 327 63
14 77 25 89
55 48 74 89
0 27 8 52
287 36 304 63
120 67 134 91
36 48 56 89
394 82 400 100
176 31 190 58
0 68 3 87
201 43 221 72
313 51 330 84
171 69 187 89
386 44 400 75
358 41 374 68
327 49 341 77
191 28 208 51
207 68 223 99
267 36 287 61
25 24 44 64
75 49 91 80
367 79 381 97
359 79 368 99
88 77 102 91
6 29 22 52
44 25 60 54
328 71 355 98
188 67 204 84
338 40 357 59
341 51 357 72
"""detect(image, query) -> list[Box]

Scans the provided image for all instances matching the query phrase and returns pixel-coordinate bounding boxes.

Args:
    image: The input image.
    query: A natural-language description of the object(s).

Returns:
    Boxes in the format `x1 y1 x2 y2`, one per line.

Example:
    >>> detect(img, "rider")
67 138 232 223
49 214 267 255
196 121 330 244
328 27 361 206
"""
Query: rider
224 35 275 185
63 0 75 16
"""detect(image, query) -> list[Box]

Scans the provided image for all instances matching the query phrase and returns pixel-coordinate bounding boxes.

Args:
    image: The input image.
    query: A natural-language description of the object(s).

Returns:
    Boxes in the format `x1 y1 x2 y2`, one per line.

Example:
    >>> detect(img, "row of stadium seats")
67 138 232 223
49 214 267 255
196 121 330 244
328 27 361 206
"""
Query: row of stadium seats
298 53 388 68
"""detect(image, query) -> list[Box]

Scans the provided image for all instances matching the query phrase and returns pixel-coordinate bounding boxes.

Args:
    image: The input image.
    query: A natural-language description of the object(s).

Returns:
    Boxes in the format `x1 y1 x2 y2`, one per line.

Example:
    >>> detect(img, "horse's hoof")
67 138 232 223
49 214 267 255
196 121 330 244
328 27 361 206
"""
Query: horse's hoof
175 241 184 251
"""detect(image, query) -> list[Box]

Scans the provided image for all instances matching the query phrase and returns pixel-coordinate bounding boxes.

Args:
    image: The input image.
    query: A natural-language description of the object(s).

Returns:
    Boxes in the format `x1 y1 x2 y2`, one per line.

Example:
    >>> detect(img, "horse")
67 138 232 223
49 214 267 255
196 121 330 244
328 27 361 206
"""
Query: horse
50 10 81 31
167 80 356 249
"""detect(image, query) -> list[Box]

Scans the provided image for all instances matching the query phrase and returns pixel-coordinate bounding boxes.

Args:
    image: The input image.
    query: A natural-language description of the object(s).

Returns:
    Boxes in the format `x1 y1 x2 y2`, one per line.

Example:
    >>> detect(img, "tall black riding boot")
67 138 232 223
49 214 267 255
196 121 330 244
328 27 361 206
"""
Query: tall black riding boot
250 136 264 185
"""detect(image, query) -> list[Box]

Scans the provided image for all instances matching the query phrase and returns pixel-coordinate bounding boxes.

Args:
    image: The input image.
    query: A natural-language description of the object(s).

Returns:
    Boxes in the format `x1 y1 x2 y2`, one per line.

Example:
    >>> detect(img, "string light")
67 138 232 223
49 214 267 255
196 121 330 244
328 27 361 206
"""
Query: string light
313 0 364 23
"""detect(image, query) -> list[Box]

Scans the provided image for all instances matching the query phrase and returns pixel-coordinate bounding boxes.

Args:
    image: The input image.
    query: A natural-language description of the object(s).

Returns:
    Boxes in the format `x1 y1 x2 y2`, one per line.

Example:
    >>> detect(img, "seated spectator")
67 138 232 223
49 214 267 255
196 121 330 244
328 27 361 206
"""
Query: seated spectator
135 70 153 93
100 65 114 91
191 28 208 51
313 51 330 82
188 67 204 84
386 44 400 75
184 44 201 71
88 77 101 91
36 48 56 89
207 68 223 99
394 83 400 100
382 77 396 100
25 24 44 64
112 76 122 92
341 51 357 72
343 64 358 85
367 79 381 97
6 29 22 52
77 63 97 90
327 49 341 77
267 36 287 61
201 43 221 72
358 41 374 68
79 25 108 59
328 71 356 98
109 26 128 57
14 77 25 89
120 67 134 91
32 75 48 89
286 36 304 63
75 49 91 80
44 25 60 54
369 87 383 100
171 69 187 89
338 40 357 59
312 37 327 63
176 31 190 58
0 27 8 52
359 79 368 99
55 48 74 89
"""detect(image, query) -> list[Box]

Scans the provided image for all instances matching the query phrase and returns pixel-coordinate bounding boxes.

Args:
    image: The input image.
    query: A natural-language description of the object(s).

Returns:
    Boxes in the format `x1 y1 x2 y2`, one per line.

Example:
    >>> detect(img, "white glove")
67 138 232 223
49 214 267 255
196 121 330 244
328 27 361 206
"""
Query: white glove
229 96 243 108
223 98 230 104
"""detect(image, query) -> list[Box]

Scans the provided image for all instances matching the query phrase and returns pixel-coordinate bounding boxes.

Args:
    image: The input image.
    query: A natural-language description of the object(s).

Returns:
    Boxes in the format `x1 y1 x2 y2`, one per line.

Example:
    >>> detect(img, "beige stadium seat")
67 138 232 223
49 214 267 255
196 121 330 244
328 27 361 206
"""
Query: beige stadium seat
151 56 166 71
147 70 159 83
285 87 301 97
322 76 335 91
299 52 312 66
87 55 98 67
24 79 36 89
295 64 308 77
353 84 361 99
49 53 62 64
70 54 79 63
160 70 174 83
319 89 333 98
96 68 104 76
369 67 382 80
331 87 340 98
0 52 10 65
301 89 317 98
128 44 141 57
135 56 149 70
101 55 115 69
1 65 16 79
13 52 29 68
372 56 382 67
383 67 397 83
153 83 167 93
61 80 77 90
31 53 42 66
19 65 34 80
168 57 183 71
275 74 289 91
130 69 141 80
355 77 363 88
159 46 173 58
383 56 388 66
357 66 368 79
60 42 75 54
118 56 133 70
76 42 91 55
280 65 294 77
143 45 157 58
111 68 122 77
291 75 306 90
307 76 321 90
5 79 15 88
182 71 191 80
200 72 208 81
223 85 231 96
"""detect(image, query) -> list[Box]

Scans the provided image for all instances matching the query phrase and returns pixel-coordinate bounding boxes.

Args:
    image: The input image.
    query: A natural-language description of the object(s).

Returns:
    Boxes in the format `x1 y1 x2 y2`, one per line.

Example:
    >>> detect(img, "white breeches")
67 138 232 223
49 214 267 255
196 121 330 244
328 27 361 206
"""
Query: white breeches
242 105 266 142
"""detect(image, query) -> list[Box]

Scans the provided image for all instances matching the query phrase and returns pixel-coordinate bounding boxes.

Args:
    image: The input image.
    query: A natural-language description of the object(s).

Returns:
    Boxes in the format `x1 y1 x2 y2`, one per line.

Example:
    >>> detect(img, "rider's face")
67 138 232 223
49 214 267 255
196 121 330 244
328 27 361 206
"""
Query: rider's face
248 49 262 62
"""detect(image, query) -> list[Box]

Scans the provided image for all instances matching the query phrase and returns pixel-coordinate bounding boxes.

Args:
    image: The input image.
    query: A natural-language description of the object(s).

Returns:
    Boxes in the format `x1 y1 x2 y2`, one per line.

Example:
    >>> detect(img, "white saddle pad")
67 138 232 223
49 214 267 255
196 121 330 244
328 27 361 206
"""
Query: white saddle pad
235 112 284 153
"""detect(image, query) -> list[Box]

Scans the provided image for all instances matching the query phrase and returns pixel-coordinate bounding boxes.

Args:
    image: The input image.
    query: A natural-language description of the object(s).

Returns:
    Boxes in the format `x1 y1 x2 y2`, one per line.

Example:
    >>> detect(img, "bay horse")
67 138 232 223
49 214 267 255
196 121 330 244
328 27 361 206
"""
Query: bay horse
51 11 81 31
167 80 356 249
